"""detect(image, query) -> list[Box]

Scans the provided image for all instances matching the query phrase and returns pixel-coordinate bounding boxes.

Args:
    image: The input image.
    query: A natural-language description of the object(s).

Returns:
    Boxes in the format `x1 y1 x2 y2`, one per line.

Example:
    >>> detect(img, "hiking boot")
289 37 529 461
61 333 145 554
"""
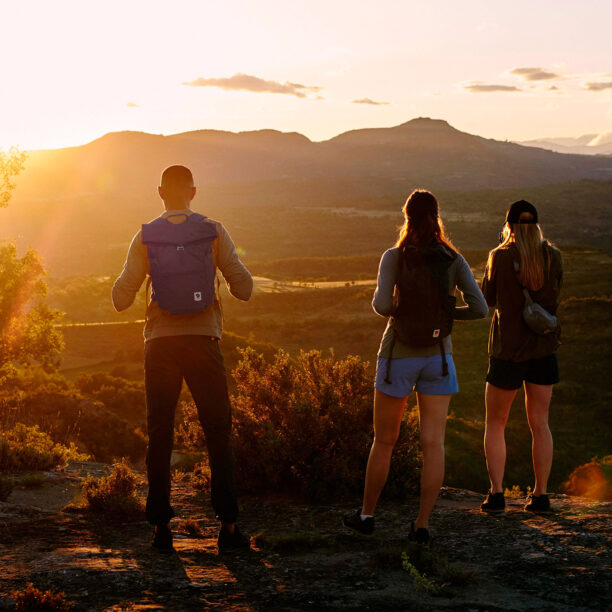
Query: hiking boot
524 493 551 513
217 525 251 553
152 523 174 553
480 490 505 513
408 521 430 545
343 510 375 535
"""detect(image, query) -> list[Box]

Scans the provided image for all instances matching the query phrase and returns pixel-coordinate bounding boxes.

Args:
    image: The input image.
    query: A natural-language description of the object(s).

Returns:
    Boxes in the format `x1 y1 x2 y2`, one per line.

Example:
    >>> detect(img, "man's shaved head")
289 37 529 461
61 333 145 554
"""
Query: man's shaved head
158 165 196 210
160 165 194 189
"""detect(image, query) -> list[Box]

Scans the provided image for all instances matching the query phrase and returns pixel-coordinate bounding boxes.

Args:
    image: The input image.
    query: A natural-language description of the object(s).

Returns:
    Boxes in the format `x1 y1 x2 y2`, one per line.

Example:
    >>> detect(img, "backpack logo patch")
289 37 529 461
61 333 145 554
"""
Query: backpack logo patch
432 329 440 338
193 291 202 302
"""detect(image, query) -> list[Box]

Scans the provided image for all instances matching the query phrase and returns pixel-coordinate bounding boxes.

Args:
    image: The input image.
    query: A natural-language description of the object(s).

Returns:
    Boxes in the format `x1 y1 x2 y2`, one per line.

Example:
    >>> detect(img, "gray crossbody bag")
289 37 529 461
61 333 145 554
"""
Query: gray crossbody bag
514 261 558 335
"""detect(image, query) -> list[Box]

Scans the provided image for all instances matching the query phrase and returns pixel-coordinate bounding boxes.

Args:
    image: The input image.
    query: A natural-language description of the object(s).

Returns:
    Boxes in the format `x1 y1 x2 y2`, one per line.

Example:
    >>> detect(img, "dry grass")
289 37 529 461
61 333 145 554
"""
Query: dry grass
11 583 72 611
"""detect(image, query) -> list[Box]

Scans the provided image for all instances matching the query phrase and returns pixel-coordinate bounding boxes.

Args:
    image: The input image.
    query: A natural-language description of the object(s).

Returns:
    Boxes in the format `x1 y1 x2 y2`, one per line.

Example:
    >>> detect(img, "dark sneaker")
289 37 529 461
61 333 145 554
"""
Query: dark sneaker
524 494 551 513
152 523 174 553
480 490 505 513
408 521 430 545
343 510 375 535
217 525 251 553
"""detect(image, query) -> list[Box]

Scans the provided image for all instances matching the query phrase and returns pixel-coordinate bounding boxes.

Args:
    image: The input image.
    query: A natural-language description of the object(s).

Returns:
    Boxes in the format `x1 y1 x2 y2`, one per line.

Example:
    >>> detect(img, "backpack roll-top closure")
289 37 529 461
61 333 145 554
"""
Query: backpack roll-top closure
141 213 218 246
141 214 219 315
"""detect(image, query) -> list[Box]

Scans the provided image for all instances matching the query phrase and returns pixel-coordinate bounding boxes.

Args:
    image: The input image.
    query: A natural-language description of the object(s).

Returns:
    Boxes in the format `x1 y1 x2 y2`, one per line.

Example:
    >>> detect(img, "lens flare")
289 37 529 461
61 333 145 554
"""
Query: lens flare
561 457 612 501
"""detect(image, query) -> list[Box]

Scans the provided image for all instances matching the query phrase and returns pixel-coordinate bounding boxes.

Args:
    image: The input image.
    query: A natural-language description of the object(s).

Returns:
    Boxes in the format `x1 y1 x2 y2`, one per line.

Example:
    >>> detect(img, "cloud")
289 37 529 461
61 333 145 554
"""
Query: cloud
463 82 522 93
126 102 140 108
511 67 560 81
585 81 612 91
182 73 322 98
352 97 389 106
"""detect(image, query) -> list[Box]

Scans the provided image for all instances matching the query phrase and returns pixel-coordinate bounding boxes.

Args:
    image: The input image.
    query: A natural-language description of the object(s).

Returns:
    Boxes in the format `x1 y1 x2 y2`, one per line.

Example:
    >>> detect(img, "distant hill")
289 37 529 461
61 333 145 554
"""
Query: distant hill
516 131 612 156
3 117 612 275
13 118 612 199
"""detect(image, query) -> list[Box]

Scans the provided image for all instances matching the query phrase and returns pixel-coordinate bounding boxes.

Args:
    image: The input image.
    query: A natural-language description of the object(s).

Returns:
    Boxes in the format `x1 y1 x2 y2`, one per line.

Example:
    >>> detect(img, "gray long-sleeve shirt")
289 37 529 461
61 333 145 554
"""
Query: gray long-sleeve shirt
112 208 253 341
373 247 488 358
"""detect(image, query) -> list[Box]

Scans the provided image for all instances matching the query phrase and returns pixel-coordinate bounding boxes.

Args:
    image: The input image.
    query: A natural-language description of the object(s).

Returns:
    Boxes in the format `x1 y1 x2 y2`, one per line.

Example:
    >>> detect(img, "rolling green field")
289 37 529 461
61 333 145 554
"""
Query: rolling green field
51 245 611 494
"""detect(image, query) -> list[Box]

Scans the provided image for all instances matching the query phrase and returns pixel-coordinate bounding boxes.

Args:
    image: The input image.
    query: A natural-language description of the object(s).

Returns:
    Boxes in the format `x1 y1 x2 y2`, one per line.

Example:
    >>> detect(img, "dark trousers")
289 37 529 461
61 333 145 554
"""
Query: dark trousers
144 335 238 525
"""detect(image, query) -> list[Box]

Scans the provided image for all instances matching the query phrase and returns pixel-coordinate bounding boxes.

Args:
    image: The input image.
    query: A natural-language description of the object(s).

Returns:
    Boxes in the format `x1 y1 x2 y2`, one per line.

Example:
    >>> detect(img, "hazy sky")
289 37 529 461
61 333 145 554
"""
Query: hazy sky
2 0 611 150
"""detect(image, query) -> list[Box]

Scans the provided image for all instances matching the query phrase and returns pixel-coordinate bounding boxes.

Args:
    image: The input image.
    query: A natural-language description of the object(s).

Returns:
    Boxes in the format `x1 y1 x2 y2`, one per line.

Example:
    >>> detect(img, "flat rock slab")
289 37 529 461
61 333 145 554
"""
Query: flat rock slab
0 471 610 611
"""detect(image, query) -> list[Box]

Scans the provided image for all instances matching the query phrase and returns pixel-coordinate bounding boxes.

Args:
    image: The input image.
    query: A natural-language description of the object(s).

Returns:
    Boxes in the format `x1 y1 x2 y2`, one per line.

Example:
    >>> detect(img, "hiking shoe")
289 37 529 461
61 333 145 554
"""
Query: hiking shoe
408 521 430 545
480 490 505 513
343 510 375 535
152 523 174 553
217 525 251 553
524 494 551 513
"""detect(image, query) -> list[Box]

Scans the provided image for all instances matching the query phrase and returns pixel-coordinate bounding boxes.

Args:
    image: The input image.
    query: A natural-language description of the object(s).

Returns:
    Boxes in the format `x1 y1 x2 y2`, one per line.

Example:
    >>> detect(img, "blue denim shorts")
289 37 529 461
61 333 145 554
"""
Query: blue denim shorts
375 354 459 397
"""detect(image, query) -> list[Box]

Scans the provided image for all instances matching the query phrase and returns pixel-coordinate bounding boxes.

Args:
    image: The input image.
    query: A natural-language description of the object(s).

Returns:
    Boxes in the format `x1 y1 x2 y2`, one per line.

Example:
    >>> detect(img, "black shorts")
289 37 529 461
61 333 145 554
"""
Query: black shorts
486 354 559 390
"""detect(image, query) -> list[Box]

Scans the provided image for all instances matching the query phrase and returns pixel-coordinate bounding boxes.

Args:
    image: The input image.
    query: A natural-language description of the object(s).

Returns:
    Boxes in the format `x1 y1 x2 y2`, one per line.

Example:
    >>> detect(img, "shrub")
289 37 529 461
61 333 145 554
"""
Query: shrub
1 366 71 394
11 583 72 611
180 348 420 500
176 400 205 449
0 390 147 463
504 485 532 499
75 372 145 425
190 461 211 491
82 459 145 520
0 424 88 472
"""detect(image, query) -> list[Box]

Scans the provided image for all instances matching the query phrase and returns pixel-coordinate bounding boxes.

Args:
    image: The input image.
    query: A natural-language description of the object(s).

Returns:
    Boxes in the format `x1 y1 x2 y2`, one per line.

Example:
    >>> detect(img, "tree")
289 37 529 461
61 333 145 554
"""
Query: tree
0 147 27 208
0 149 63 381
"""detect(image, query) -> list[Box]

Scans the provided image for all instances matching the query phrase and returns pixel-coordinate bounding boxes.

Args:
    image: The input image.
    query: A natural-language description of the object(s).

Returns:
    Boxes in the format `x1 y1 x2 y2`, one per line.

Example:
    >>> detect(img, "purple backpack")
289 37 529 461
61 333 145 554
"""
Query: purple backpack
141 213 218 315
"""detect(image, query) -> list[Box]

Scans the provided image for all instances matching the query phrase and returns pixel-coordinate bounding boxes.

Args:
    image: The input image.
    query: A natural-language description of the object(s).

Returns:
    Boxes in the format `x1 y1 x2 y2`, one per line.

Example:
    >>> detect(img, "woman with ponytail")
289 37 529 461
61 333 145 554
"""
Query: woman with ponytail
344 189 487 543
480 200 562 514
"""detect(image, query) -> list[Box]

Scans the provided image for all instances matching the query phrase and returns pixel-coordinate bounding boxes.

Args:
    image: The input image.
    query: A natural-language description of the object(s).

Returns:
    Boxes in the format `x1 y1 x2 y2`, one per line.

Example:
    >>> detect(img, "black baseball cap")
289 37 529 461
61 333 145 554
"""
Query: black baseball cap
505 200 538 224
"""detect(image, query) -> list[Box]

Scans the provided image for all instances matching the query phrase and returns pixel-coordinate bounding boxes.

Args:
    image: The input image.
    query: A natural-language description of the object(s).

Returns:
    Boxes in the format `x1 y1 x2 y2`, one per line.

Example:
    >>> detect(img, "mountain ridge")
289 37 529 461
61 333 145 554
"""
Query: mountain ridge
16 117 612 195
4 116 612 275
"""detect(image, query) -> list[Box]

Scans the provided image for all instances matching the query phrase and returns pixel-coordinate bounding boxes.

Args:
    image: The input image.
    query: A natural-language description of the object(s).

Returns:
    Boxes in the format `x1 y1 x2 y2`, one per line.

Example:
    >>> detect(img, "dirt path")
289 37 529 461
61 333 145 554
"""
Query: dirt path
0 467 610 611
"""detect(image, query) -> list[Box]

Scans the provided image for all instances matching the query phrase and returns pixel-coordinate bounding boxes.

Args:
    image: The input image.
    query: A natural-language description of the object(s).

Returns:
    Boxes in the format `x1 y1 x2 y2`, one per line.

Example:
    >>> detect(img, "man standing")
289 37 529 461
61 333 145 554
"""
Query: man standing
112 165 253 553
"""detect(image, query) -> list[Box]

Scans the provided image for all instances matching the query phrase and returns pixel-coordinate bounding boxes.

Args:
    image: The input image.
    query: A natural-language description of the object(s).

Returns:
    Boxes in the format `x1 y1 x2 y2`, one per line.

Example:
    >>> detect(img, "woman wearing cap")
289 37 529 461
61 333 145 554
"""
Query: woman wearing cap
343 189 488 544
480 200 562 514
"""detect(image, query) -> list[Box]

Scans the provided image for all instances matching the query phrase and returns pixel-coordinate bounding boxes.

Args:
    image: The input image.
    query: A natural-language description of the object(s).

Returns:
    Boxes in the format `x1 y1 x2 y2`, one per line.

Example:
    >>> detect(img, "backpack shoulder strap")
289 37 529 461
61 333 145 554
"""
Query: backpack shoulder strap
394 246 404 282
146 275 151 303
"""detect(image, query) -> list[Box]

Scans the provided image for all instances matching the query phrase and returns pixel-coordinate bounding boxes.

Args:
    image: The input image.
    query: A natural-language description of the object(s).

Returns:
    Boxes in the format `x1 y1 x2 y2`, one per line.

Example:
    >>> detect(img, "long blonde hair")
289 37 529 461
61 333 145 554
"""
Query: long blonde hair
488 222 550 290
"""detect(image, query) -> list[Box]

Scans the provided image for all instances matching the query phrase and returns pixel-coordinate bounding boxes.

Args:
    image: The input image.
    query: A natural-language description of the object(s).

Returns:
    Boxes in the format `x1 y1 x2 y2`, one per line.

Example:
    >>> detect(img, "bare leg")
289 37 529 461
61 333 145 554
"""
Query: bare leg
361 390 407 515
524 382 553 496
484 383 518 493
414 393 451 529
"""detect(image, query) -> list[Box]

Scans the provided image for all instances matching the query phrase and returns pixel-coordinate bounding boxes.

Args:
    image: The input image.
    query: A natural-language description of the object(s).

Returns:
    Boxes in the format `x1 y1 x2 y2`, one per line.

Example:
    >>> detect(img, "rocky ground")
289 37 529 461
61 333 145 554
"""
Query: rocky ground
0 462 610 611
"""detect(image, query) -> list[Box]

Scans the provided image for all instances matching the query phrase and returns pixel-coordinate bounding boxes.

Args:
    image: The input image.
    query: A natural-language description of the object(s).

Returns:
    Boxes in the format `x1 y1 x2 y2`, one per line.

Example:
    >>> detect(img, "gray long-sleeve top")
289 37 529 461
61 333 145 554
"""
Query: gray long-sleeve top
373 247 488 358
112 208 253 341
